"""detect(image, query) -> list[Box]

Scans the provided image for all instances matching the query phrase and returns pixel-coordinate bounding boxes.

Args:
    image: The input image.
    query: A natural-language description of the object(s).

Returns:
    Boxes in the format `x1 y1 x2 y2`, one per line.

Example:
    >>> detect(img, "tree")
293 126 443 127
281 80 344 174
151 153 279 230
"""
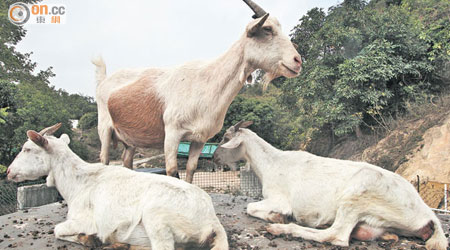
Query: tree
58 90 97 120
280 0 441 147
401 0 450 81
78 111 98 130
0 0 93 164
0 0 54 84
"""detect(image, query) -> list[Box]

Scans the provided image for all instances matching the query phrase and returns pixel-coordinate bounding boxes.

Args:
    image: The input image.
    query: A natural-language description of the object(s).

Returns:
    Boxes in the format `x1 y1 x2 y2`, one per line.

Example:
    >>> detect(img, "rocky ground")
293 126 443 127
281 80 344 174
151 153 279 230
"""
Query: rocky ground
0 193 449 250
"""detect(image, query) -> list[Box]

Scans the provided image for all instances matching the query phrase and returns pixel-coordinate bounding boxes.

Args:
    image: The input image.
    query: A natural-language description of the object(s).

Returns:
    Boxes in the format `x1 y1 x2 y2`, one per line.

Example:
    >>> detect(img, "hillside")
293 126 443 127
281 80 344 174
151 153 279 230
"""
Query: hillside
329 93 450 183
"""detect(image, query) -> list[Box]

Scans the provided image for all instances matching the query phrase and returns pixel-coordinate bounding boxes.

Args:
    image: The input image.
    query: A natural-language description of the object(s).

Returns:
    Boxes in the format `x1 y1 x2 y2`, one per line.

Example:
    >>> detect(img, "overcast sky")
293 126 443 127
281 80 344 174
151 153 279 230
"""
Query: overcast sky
16 0 341 98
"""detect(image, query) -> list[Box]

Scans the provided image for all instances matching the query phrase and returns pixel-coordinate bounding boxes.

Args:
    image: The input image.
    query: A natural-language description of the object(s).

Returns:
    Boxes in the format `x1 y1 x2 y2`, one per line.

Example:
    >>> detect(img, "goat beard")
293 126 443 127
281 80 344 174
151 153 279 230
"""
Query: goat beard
262 72 276 92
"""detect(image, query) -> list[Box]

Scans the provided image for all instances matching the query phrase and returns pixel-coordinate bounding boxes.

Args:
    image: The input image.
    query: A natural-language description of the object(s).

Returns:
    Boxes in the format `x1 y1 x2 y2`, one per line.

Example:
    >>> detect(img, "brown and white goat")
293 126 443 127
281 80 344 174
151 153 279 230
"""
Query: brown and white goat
92 0 302 183
213 121 448 250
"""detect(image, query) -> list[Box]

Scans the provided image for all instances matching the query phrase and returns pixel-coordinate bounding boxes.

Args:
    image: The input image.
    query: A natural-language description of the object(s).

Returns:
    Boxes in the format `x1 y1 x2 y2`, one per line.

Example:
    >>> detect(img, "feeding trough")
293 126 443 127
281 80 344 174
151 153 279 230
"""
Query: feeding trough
177 142 218 158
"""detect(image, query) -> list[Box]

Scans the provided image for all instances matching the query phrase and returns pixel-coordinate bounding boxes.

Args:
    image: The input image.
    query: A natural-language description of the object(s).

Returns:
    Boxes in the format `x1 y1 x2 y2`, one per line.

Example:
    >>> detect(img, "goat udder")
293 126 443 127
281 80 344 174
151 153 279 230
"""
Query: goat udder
351 224 385 241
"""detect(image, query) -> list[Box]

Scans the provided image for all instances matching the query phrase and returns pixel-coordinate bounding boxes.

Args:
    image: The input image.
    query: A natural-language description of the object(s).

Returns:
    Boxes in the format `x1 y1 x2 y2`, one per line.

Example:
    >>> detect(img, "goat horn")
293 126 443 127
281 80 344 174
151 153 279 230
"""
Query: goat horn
39 123 62 136
247 13 269 37
242 0 267 19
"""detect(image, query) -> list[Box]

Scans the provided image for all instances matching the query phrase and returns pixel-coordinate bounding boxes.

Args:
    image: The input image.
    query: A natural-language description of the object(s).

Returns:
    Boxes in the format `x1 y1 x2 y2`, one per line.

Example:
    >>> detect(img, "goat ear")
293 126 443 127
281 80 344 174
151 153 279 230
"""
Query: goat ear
240 121 253 129
60 134 70 145
234 120 253 131
247 13 269 37
246 74 253 83
27 130 48 149
221 138 242 149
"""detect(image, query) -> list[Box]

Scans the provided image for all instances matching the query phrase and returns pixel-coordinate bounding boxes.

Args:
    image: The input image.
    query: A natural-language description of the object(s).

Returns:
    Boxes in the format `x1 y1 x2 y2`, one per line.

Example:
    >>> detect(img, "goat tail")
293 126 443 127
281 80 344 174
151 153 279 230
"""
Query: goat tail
91 55 107 85
425 219 448 250
209 223 229 250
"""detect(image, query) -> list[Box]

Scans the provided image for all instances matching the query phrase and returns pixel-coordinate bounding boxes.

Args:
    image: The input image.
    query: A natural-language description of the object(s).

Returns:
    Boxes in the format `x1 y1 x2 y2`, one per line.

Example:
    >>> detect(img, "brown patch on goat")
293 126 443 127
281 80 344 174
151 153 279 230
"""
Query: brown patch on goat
77 233 102 248
417 220 434 241
108 73 165 148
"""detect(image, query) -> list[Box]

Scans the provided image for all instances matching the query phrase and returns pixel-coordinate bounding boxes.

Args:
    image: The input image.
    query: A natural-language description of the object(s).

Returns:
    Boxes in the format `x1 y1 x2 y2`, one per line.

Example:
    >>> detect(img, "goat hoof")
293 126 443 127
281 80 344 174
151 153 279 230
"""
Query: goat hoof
174 172 180 179
380 232 399 242
102 242 130 250
78 233 102 248
268 212 288 224
266 224 285 236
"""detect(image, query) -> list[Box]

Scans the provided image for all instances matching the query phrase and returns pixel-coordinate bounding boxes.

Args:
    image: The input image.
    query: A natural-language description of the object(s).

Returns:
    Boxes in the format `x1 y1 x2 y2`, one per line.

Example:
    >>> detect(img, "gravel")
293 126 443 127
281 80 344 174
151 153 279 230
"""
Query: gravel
0 194 448 249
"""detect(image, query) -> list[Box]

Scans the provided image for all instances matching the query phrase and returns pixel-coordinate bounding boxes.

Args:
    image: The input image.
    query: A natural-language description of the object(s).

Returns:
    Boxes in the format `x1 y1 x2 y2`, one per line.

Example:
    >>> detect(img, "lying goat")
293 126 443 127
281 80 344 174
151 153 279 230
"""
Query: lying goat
213 121 448 250
7 123 228 250
93 0 302 183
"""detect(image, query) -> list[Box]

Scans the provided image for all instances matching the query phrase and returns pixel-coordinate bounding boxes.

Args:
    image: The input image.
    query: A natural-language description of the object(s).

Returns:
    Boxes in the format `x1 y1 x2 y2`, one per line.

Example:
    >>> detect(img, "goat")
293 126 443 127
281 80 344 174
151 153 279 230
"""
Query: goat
92 0 302 183
212 121 448 250
7 123 228 250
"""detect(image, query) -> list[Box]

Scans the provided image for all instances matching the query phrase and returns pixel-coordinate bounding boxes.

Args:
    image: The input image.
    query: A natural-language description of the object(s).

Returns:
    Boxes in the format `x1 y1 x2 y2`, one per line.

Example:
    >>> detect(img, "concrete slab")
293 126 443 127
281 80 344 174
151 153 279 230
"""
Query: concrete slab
17 184 61 210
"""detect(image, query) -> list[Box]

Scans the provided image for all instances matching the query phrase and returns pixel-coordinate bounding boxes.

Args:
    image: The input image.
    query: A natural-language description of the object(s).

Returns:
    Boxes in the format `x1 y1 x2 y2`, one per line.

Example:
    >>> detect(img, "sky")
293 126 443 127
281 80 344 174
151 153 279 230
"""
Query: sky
16 0 342 98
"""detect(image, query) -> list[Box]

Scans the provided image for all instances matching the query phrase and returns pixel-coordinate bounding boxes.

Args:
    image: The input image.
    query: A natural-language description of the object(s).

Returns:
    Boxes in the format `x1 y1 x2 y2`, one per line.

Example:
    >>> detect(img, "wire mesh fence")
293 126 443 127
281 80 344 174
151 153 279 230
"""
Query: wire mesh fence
178 159 262 197
0 179 17 216
0 178 46 216
178 165 262 198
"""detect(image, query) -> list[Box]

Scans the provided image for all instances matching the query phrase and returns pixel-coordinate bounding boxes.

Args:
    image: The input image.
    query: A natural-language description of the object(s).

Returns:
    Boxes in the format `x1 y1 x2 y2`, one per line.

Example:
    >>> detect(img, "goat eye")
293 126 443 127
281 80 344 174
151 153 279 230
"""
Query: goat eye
263 26 273 34
23 148 30 153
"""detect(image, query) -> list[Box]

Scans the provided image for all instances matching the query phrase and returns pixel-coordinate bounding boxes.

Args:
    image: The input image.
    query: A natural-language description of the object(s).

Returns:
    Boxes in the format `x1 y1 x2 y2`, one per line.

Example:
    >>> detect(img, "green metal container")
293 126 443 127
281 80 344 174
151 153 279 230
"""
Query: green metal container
177 142 219 158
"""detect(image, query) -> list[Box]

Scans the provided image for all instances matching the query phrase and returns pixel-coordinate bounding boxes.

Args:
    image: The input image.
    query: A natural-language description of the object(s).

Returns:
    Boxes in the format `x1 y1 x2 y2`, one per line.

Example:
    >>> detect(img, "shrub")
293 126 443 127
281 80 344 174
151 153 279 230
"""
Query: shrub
78 112 98 130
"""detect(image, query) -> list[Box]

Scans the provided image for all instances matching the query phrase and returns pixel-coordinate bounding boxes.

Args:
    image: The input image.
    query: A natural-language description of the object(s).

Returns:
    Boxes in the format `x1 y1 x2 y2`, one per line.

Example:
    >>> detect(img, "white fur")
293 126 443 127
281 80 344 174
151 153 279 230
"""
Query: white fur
214 127 448 250
93 14 301 182
7 134 228 250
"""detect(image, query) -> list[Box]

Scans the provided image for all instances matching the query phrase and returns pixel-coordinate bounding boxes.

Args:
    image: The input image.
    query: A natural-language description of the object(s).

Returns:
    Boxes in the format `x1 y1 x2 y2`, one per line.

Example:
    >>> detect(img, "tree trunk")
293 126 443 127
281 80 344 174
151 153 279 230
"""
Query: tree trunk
355 125 363 139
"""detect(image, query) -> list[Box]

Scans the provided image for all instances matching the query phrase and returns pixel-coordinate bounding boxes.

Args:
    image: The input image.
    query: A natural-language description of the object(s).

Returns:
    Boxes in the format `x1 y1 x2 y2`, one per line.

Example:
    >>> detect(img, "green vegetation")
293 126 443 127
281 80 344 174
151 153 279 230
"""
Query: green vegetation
78 112 98 130
0 164 6 175
283 0 448 139
212 84 301 150
0 0 95 165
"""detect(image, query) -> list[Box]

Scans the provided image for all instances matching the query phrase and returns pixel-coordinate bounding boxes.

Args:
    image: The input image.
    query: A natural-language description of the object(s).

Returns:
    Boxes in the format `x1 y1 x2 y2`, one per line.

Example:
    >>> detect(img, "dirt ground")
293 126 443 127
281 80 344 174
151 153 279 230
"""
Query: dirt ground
0 193 449 250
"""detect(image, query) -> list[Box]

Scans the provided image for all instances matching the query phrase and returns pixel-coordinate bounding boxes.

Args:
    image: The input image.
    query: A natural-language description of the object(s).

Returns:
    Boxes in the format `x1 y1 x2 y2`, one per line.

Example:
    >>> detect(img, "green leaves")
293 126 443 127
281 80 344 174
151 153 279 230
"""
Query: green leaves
0 107 9 124
0 1 97 165
280 0 446 144
78 112 98 130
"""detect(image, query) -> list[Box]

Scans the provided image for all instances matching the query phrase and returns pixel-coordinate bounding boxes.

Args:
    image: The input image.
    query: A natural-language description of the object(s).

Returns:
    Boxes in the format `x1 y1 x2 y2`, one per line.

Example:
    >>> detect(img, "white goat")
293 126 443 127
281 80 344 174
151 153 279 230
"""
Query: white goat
212 121 448 250
7 124 228 250
92 0 302 183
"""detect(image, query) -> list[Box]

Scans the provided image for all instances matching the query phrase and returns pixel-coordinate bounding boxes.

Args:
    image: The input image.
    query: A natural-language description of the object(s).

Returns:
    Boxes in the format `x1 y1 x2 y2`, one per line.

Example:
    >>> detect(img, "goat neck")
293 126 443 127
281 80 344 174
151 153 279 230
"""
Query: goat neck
48 149 92 203
205 37 254 120
242 130 280 184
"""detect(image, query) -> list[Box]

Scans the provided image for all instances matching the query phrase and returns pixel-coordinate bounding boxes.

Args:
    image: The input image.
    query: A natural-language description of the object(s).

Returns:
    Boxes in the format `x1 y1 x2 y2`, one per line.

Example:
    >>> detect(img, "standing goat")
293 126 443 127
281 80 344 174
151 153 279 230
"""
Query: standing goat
7 124 228 250
93 0 302 183
213 121 448 250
